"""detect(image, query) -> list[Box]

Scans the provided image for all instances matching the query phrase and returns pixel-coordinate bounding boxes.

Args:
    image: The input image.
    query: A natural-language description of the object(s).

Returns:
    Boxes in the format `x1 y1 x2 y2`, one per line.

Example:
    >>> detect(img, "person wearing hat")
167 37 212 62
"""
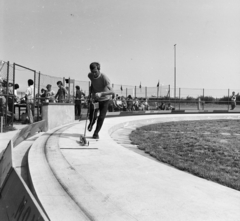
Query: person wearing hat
75 85 85 119
46 84 55 102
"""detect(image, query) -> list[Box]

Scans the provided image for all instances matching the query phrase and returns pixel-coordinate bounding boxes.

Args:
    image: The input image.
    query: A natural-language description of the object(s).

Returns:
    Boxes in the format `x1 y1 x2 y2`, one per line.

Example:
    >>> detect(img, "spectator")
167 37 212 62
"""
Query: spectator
133 97 140 111
55 81 66 103
126 95 133 111
121 96 127 111
0 83 6 106
116 96 124 110
24 79 34 124
159 102 166 110
143 98 149 110
6 85 14 113
108 95 115 112
230 91 237 110
166 103 175 110
46 84 55 102
75 85 85 118
40 88 47 103
14 84 20 103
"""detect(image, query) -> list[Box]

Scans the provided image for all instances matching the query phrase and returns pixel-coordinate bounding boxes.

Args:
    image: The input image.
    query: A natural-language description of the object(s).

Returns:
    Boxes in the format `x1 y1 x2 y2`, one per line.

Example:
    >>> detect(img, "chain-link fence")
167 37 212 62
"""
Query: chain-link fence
1 60 240 131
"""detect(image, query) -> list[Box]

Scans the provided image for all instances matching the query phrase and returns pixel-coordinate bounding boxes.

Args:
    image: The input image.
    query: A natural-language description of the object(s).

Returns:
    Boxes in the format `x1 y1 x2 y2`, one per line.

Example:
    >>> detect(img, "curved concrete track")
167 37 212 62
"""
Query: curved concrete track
29 114 240 221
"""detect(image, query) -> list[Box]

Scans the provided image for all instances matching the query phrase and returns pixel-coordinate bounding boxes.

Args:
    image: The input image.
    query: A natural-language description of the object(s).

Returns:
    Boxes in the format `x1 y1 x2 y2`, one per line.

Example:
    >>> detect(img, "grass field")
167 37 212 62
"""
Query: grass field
130 119 240 191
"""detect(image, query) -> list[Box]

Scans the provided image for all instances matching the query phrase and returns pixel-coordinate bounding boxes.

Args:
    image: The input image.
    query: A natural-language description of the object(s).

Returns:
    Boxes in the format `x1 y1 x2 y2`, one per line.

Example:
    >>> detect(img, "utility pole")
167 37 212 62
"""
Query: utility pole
174 44 177 101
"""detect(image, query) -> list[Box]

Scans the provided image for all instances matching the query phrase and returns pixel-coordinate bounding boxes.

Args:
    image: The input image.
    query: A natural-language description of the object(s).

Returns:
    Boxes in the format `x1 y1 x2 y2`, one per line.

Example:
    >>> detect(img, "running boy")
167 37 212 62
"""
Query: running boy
88 62 115 139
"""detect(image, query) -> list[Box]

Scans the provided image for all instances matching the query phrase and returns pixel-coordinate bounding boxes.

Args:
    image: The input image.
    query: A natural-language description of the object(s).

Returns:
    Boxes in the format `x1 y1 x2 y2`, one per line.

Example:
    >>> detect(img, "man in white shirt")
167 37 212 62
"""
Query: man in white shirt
25 79 34 124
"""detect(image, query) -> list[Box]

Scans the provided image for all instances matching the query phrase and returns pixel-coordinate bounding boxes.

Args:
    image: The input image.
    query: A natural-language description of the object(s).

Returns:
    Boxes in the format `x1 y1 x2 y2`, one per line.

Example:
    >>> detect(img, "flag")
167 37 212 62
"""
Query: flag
157 81 159 87
120 85 123 91
139 82 142 89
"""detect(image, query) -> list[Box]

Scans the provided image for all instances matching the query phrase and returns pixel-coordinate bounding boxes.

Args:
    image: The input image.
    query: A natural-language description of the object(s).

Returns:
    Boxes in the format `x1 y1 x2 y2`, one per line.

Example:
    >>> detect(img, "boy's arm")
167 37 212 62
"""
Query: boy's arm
95 85 115 98
55 90 59 99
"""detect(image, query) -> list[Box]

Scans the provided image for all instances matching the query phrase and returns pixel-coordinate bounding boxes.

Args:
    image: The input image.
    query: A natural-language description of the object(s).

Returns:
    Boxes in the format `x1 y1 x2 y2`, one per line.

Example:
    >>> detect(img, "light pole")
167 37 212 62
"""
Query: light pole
174 44 177 101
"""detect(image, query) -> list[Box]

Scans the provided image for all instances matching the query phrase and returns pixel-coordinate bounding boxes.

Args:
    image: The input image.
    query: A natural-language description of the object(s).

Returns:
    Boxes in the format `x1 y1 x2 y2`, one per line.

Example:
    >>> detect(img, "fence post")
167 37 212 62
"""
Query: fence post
228 89 230 110
145 87 147 99
73 79 75 103
5 61 9 126
68 78 70 102
37 72 41 121
168 85 170 102
203 88 204 110
179 88 181 110
11 63 16 125
126 88 127 97
33 71 36 119
134 86 136 98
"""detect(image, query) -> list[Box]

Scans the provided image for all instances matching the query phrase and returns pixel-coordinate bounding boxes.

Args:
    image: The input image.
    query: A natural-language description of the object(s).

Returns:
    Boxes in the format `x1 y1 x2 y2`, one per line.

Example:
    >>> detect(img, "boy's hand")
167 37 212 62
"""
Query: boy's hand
95 92 102 98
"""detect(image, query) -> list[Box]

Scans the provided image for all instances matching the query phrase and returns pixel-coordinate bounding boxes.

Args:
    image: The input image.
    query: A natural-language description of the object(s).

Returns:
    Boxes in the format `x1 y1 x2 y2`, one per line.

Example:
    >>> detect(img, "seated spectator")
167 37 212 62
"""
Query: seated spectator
133 97 140 111
46 84 55 102
166 103 175 110
121 96 127 111
159 102 166 110
116 97 124 110
143 98 149 110
108 95 114 112
138 99 145 111
40 88 47 103
126 95 133 111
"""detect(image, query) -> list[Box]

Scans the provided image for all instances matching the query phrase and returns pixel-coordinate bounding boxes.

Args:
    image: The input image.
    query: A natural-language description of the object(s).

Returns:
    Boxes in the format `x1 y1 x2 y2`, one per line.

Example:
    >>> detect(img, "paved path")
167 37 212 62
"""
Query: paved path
42 114 240 221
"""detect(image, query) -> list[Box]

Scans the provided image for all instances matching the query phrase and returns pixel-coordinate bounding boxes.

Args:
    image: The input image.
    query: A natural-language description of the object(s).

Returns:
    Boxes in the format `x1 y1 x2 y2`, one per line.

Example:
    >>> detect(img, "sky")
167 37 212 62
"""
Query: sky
1 0 240 93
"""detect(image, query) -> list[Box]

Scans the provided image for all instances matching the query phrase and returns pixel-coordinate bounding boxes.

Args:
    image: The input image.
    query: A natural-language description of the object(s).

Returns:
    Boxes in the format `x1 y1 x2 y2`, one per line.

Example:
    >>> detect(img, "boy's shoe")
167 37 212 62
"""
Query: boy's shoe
92 134 99 139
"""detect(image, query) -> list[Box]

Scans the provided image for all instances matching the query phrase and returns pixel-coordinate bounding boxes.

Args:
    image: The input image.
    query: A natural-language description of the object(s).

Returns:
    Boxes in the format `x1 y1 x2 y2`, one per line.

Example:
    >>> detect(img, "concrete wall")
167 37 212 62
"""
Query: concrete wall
42 103 74 131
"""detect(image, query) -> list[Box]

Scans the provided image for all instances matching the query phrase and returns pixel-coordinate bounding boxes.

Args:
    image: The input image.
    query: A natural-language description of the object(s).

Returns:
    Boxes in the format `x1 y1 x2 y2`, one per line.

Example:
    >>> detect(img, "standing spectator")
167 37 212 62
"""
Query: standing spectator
88 62 115 139
14 84 20 103
75 85 85 118
46 84 55 102
55 81 66 103
6 85 14 113
230 91 237 110
24 79 34 124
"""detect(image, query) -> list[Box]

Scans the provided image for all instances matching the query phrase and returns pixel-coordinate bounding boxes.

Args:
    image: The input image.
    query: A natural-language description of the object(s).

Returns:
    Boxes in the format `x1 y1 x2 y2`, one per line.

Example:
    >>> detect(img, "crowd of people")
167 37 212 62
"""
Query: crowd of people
106 95 175 112
0 76 176 125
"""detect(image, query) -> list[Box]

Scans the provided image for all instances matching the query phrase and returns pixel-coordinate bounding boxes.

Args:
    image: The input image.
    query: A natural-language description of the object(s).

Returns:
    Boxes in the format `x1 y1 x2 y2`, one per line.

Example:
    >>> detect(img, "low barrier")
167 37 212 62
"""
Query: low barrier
42 103 75 131
1 168 49 220
0 120 49 220
13 120 46 147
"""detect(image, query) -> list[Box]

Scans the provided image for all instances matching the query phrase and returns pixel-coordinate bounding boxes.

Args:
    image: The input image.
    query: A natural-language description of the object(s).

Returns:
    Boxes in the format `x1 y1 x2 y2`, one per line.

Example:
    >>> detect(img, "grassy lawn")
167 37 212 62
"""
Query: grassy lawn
130 119 240 191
